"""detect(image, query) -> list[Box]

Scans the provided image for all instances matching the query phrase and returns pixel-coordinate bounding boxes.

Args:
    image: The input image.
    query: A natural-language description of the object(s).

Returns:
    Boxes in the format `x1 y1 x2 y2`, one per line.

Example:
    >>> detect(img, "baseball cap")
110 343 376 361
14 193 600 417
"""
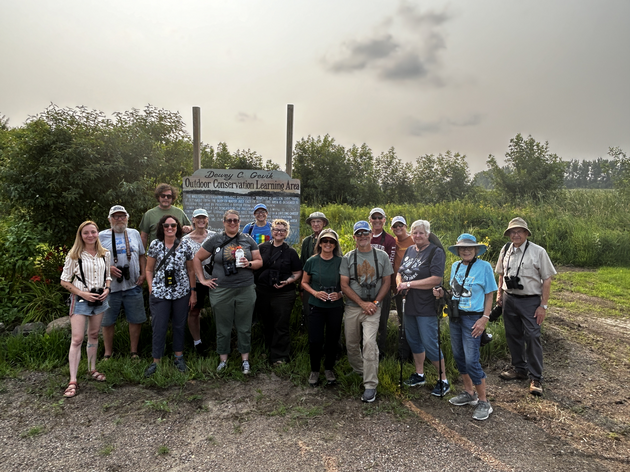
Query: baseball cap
192 208 208 218
353 221 371 235
369 207 386 218
390 216 407 228
253 203 268 213
108 205 129 218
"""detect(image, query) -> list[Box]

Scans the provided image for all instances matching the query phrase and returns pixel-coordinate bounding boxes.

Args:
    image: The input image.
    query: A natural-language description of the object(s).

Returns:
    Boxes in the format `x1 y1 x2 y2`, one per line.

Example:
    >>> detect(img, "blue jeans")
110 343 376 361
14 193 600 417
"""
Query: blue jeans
404 315 443 362
449 313 486 385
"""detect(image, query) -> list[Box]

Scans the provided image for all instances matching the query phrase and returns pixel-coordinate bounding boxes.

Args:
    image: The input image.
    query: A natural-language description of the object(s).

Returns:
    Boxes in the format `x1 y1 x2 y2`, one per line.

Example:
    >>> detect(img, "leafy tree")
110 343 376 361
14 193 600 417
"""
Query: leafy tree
486 133 565 202
0 105 195 245
564 158 614 189
375 148 415 204
413 151 472 203
201 142 279 170
293 135 354 205
472 170 493 189
610 146 630 198
346 144 383 206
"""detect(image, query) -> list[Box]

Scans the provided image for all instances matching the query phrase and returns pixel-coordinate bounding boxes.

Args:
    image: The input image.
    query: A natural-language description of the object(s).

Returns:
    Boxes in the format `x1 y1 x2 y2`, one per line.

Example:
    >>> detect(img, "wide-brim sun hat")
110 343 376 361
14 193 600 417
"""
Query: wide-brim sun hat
306 211 329 227
448 233 487 256
503 217 531 237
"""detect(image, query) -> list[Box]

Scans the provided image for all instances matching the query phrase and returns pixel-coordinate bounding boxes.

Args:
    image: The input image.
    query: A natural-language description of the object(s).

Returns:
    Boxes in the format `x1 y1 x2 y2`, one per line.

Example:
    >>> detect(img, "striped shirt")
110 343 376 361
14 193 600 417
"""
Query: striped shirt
61 251 112 292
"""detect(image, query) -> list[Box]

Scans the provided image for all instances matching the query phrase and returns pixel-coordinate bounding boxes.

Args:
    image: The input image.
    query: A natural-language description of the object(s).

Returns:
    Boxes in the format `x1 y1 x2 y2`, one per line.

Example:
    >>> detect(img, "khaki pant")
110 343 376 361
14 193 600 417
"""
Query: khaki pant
344 304 380 389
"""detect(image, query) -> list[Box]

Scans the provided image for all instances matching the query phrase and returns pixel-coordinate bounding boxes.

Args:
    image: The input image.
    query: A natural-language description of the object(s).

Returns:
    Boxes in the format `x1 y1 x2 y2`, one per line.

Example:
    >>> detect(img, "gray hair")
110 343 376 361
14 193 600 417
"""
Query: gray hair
410 219 431 234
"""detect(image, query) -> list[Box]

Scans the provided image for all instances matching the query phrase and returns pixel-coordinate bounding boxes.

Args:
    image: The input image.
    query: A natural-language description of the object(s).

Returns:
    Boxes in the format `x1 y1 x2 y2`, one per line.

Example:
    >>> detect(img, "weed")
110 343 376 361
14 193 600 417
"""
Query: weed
254 388 265 402
157 445 169 455
144 400 172 413
114 417 122 426
99 444 115 456
20 426 44 438
102 400 120 412
187 394 203 402
207 435 216 444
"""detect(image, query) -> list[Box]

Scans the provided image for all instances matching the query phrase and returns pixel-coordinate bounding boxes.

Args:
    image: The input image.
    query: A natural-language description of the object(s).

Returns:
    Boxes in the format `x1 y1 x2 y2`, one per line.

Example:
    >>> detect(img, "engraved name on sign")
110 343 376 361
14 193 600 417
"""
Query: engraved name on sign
182 169 301 245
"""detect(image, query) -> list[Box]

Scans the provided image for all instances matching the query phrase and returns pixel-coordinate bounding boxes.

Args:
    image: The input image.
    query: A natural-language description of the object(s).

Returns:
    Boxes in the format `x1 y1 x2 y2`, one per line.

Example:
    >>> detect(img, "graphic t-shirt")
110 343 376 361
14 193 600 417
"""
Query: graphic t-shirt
243 222 272 245
398 243 445 317
201 232 259 288
340 248 393 307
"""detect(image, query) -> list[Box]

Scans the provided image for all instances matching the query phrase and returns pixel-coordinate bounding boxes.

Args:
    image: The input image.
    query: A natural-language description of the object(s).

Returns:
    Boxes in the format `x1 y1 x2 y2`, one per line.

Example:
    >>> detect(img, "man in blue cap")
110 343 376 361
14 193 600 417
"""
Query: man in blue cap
340 221 393 403
243 203 272 245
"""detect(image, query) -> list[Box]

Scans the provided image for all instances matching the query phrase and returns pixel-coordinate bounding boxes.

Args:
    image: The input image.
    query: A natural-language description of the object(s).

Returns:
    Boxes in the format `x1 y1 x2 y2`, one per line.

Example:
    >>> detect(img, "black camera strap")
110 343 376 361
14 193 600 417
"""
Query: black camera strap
77 256 107 290
209 232 240 265
504 241 530 279
452 257 477 303
155 239 180 274
111 230 131 265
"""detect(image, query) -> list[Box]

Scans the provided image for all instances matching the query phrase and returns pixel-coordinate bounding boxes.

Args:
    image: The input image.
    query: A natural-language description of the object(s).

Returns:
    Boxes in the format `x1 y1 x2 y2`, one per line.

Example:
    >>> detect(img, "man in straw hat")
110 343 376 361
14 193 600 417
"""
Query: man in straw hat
495 217 556 396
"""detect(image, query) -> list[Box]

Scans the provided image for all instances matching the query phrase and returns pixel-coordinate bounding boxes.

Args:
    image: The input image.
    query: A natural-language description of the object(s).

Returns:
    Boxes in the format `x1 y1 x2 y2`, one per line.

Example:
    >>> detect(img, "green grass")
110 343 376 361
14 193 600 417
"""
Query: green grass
20 426 45 438
99 444 115 456
553 268 630 315
157 445 169 455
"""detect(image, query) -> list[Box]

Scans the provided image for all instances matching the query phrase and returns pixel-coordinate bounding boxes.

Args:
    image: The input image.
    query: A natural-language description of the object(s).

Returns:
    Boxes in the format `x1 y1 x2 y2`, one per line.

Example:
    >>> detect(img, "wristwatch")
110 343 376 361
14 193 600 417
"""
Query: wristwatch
406 282 410 289
373 300 380 307
541 304 548 310
190 287 197 291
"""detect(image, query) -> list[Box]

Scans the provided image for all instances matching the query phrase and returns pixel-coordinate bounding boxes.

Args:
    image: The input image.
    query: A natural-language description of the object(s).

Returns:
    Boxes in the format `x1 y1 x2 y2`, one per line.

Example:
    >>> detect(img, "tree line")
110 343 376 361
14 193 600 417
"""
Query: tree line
1 105 629 247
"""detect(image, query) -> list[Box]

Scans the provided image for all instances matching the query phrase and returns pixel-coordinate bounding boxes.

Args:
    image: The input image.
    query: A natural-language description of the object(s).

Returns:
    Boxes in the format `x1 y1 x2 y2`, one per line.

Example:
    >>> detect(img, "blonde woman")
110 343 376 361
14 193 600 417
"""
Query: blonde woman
60 221 112 397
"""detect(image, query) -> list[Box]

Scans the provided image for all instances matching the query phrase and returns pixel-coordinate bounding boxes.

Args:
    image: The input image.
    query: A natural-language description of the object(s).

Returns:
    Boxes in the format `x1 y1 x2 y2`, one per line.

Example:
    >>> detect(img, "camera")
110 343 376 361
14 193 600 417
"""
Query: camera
88 287 104 307
164 269 177 287
269 269 280 286
480 330 493 347
504 275 523 290
223 260 238 277
449 300 460 319
116 264 130 283
322 285 337 294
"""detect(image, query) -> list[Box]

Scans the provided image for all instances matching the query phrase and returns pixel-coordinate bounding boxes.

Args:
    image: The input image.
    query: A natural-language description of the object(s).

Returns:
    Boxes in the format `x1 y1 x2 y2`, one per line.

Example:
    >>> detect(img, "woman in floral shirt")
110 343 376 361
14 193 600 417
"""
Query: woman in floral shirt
144 215 197 377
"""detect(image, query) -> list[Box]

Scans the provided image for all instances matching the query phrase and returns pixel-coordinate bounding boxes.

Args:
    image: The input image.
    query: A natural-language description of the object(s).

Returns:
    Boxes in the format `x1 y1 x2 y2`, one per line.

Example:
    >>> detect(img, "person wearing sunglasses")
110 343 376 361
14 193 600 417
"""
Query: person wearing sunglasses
254 219 302 366
495 217 556 396
340 221 394 403
368 208 397 360
139 183 192 248
390 216 414 361
144 215 197 377
193 210 263 375
300 211 329 331
301 229 344 387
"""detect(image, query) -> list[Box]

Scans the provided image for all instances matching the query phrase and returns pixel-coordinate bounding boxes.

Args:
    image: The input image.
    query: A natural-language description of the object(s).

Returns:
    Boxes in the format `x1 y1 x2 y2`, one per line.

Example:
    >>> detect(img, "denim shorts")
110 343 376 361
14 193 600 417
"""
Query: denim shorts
70 294 109 316
404 315 443 362
101 285 147 326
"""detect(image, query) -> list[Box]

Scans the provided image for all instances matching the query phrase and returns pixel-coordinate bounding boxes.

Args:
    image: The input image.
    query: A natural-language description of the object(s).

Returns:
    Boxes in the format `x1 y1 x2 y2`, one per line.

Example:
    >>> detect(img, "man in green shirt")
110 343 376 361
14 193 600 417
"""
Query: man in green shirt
139 183 192 248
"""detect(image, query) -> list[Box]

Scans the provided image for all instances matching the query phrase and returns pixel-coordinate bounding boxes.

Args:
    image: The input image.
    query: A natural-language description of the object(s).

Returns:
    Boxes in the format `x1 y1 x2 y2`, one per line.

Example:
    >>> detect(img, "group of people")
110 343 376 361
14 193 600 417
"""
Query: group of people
60 184 556 422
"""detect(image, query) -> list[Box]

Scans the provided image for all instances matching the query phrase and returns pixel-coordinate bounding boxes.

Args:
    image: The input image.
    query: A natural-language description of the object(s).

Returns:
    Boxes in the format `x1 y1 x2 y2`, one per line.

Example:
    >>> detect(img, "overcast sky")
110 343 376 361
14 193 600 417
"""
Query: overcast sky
2 0 629 174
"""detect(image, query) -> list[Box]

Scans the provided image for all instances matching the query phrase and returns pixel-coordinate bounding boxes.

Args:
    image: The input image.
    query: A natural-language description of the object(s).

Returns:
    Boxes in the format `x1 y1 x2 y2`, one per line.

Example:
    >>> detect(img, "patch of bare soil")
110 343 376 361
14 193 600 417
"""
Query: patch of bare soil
1 269 629 471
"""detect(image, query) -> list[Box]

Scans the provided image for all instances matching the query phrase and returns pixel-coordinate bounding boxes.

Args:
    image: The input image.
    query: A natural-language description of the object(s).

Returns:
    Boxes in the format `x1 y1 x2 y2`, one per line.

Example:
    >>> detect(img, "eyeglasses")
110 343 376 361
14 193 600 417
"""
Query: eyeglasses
224 218 239 224
162 223 177 229
509 229 526 235
111 214 127 220
371 215 384 220
160 194 173 199
355 231 371 237
320 238 336 245
272 229 287 234
392 224 404 229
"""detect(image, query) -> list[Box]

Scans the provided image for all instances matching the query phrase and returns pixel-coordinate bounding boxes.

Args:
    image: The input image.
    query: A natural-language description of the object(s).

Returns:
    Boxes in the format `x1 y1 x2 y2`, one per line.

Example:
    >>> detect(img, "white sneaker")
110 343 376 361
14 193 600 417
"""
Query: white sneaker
216 360 228 373
242 360 251 374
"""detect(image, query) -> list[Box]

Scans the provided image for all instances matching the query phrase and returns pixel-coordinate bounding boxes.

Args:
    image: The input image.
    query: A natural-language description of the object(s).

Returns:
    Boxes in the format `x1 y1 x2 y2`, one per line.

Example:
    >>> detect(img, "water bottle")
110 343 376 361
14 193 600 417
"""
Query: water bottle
235 248 246 268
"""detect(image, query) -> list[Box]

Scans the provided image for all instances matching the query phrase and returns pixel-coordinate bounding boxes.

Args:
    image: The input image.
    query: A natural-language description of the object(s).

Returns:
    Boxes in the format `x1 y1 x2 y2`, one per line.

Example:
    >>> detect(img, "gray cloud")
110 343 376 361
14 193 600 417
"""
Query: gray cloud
323 1 452 83
405 114 483 136
236 112 259 122
327 35 398 72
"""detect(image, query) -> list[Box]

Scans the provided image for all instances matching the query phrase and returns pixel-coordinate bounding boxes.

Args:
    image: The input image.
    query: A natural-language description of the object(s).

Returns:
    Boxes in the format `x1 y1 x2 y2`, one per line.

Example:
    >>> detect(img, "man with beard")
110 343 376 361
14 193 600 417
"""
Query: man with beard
140 183 192 248
99 205 147 359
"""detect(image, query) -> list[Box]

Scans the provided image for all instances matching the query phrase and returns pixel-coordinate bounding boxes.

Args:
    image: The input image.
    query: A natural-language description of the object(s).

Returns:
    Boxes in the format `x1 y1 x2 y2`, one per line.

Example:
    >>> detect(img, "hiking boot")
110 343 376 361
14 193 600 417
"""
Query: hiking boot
403 373 426 387
144 362 158 378
361 388 377 403
472 401 493 421
431 379 450 397
324 370 336 385
499 366 528 380
174 356 187 372
216 360 228 373
449 390 479 406
308 371 320 387
242 360 251 375
529 379 543 396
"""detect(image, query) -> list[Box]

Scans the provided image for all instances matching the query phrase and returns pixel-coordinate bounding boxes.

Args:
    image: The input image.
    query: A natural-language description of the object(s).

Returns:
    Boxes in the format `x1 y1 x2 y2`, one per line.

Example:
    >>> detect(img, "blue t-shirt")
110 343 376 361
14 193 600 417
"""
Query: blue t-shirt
449 259 498 313
243 222 272 245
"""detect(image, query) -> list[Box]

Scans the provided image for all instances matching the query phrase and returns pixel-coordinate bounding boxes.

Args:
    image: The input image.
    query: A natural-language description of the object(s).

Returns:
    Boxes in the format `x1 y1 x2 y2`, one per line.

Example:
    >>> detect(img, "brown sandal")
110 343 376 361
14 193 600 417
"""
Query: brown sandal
90 370 106 382
64 381 78 398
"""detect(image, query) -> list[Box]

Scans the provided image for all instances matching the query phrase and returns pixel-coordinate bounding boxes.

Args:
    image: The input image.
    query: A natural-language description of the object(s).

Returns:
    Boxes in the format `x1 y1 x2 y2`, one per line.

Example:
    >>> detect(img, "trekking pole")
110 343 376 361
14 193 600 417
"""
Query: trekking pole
399 293 406 392
435 291 445 397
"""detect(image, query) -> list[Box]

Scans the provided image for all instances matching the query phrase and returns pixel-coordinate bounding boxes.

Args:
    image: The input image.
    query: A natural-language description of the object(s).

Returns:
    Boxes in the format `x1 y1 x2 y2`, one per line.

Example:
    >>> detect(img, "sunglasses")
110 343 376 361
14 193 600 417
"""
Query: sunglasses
371 215 384 220
320 238 336 245
355 231 371 237
392 224 404 229
160 194 174 199
162 223 177 229
224 218 240 224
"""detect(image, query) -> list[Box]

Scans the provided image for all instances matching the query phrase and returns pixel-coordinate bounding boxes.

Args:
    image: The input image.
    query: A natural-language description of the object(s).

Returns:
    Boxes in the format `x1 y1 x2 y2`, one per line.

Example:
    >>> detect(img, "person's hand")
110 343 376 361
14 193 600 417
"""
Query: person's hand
327 291 342 302
96 288 110 302
361 301 377 316
314 291 330 302
182 225 193 234
81 290 100 303
274 280 290 289
534 306 546 325
110 265 122 278
200 278 218 290
189 291 197 309
239 256 249 267
136 274 146 286
471 317 488 338
496 292 503 307
433 286 444 298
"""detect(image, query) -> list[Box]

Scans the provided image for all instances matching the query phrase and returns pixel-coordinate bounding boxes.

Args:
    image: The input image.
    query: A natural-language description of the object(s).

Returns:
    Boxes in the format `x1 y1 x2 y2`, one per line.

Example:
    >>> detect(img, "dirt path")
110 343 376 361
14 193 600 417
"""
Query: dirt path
1 280 629 471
